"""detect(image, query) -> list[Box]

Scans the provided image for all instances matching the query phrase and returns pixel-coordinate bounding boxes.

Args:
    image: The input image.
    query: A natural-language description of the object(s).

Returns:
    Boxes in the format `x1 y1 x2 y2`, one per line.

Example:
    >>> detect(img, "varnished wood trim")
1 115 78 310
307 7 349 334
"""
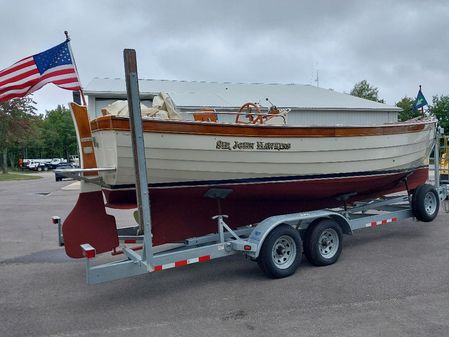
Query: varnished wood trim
70 103 98 175
90 115 433 138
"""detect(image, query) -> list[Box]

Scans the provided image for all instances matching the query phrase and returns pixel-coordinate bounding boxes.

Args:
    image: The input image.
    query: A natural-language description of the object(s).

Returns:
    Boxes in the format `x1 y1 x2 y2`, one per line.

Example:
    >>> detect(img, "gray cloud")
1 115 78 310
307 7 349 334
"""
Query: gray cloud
1 0 448 112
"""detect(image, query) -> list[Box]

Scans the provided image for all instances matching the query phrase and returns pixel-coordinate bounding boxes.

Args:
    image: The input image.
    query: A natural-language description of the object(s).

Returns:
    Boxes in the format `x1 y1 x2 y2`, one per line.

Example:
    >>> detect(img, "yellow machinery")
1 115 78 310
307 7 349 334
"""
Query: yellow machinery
440 136 449 180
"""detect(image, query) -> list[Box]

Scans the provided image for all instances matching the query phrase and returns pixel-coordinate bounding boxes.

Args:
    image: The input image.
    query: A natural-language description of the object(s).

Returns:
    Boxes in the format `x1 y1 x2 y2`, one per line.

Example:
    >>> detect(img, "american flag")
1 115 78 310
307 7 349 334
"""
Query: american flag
0 40 81 102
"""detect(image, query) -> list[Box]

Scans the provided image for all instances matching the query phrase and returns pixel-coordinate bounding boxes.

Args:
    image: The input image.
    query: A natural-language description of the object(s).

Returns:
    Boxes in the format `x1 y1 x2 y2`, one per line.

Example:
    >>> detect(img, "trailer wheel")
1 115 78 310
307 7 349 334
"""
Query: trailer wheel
412 184 439 222
304 219 343 266
257 225 302 279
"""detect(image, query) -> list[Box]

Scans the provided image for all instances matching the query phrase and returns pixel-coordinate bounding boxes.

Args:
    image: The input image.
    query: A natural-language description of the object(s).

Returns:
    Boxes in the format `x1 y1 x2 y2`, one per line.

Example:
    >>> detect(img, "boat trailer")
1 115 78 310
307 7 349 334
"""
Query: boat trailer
54 49 449 284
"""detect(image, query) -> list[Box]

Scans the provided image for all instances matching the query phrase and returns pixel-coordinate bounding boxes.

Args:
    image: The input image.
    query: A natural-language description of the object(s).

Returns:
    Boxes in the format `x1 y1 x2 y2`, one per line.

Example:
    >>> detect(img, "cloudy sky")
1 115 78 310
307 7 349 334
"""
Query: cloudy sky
1 0 448 113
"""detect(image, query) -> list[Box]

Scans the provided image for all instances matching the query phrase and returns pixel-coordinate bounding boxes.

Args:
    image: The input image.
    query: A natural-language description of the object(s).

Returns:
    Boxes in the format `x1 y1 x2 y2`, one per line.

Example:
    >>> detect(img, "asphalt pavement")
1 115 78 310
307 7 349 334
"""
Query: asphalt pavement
1 172 449 337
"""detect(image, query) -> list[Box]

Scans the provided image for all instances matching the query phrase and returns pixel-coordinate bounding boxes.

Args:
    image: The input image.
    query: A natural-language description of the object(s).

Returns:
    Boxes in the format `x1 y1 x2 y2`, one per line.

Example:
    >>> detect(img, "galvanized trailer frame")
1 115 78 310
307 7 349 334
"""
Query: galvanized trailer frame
62 191 442 284
54 50 448 284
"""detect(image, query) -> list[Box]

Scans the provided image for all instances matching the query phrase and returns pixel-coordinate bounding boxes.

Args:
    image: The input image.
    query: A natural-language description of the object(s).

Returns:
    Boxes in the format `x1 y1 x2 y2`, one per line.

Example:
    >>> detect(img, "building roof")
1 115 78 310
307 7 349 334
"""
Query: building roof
85 78 401 112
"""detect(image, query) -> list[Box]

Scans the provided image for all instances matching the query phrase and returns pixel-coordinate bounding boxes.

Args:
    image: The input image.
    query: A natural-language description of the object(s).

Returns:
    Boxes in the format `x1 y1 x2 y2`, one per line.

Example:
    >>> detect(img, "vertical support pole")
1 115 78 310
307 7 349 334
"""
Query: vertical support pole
85 258 91 284
52 216 64 246
124 49 153 268
218 217 225 243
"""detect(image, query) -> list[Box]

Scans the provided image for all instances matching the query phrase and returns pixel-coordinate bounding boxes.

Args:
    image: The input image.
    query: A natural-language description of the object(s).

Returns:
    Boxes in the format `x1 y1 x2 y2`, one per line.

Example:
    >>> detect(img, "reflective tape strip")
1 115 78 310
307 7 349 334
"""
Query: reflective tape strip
365 217 398 228
198 255 211 262
154 255 210 272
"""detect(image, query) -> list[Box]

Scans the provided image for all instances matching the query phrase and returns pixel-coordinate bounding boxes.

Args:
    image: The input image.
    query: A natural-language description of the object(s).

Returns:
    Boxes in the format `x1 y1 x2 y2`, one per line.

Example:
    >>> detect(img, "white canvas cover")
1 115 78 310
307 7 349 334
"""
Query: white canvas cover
101 92 180 120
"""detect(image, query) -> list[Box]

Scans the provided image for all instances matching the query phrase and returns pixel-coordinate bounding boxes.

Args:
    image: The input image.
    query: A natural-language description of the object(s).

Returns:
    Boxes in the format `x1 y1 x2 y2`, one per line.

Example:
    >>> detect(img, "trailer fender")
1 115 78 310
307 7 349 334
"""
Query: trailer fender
325 214 352 235
246 210 351 259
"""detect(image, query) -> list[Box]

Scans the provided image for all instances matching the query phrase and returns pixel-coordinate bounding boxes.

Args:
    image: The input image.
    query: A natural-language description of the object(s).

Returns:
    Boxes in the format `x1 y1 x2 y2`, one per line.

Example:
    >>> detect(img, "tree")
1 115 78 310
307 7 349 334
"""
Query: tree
429 95 449 133
0 97 37 173
350 80 385 103
40 105 77 159
396 97 420 121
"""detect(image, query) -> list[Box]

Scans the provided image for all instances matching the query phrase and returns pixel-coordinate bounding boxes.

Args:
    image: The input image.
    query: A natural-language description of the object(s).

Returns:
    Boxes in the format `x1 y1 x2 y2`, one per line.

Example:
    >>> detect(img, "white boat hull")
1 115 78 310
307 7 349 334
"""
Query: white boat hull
92 124 434 187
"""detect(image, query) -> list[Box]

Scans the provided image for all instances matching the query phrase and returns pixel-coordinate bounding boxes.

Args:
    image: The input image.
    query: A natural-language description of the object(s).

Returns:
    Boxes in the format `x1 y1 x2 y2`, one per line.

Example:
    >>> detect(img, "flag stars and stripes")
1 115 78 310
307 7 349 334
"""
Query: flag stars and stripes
34 43 74 74
0 40 81 102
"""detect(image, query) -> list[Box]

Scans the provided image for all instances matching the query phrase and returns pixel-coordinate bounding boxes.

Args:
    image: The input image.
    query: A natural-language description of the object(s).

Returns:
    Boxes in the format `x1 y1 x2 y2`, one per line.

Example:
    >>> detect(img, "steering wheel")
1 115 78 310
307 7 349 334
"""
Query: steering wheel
235 102 263 124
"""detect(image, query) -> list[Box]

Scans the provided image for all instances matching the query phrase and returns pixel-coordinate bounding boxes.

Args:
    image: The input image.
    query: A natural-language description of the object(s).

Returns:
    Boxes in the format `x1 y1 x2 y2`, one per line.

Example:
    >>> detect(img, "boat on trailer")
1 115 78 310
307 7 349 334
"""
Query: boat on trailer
62 94 437 259
52 49 449 284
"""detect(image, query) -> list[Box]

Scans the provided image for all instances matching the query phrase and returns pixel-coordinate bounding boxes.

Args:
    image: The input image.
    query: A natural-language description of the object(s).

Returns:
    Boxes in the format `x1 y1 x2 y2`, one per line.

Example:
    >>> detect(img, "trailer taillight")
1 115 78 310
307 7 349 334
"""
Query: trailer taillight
244 245 252 251
80 244 96 259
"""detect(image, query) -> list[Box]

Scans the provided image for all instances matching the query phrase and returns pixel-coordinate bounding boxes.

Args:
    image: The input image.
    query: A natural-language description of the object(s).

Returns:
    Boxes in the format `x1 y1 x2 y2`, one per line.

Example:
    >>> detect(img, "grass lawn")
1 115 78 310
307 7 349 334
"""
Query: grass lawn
0 172 42 181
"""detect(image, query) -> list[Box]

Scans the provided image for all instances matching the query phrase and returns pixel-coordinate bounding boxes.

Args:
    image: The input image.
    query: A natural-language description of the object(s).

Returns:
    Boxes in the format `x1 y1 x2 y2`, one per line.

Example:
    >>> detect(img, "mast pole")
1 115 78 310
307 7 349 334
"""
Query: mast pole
64 31 87 106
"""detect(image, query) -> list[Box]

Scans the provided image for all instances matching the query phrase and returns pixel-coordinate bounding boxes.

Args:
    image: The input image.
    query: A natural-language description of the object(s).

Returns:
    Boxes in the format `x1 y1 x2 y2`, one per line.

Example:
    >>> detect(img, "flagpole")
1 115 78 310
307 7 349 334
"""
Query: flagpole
64 31 87 106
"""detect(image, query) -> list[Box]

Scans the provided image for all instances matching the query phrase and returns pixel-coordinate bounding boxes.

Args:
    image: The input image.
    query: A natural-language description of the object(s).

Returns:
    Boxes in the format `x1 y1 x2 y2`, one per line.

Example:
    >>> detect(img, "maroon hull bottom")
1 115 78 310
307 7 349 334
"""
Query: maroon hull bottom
102 167 428 246
63 191 119 258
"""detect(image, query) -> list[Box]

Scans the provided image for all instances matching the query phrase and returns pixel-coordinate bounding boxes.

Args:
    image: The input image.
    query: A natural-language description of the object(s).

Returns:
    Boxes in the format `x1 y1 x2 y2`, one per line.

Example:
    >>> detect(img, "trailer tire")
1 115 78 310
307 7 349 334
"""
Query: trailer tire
257 225 302 279
412 184 439 222
304 219 343 266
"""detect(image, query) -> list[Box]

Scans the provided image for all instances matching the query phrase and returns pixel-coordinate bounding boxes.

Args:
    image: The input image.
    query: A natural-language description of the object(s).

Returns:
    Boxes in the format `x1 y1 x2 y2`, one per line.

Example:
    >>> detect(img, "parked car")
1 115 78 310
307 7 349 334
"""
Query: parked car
54 163 77 181
28 161 49 171
25 161 36 170
45 158 68 170
68 155 80 167
25 161 38 170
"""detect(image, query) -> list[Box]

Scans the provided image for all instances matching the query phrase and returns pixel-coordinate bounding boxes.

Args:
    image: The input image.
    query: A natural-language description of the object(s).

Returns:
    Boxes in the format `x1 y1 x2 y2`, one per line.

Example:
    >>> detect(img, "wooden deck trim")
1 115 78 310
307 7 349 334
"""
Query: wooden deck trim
90 115 433 138
70 103 98 175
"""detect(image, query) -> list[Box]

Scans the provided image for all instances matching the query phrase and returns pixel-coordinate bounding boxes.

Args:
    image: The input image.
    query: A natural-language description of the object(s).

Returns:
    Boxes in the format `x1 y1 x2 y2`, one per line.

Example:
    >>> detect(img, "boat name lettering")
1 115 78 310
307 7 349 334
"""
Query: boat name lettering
256 142 291 151
233 141 254 150
216 140 291 151
216 140 232 150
